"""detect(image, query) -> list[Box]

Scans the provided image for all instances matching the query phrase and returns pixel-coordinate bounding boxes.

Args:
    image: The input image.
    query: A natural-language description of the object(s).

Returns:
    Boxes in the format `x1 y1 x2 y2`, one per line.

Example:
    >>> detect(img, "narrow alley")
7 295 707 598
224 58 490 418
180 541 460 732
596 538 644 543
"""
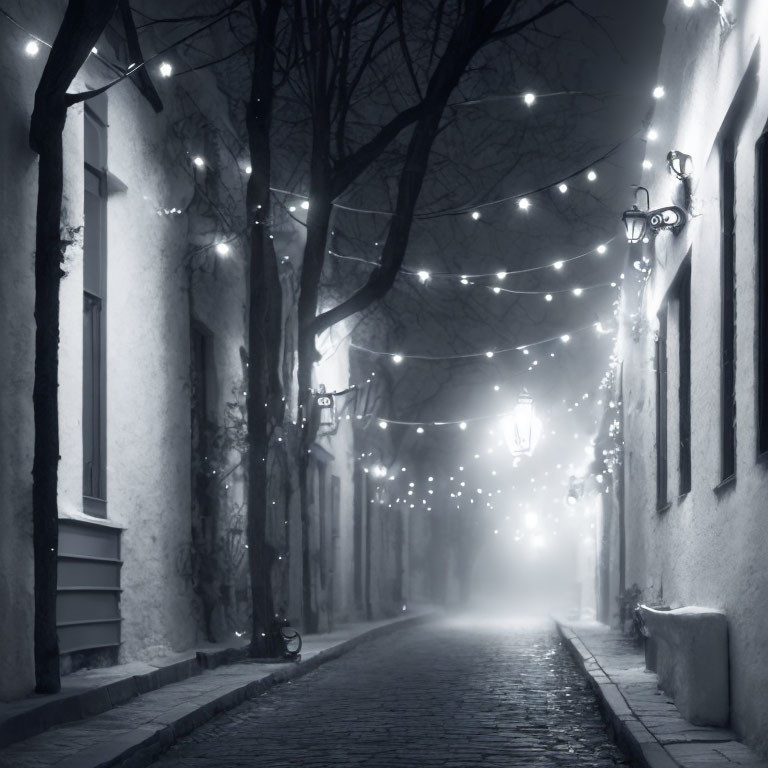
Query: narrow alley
153 617 626 767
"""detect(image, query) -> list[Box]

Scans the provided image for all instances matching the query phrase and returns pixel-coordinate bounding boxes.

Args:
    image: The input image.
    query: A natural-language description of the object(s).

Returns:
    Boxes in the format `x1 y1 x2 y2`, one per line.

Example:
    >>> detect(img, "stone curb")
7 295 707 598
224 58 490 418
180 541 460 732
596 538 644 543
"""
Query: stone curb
7 613 434 768
0 644 246 750
555 621 680 768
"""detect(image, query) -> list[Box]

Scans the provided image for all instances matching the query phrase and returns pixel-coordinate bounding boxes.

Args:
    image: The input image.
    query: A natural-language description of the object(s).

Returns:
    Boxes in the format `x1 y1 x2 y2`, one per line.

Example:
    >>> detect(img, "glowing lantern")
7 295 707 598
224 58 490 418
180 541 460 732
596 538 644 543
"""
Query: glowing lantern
503 389 535 456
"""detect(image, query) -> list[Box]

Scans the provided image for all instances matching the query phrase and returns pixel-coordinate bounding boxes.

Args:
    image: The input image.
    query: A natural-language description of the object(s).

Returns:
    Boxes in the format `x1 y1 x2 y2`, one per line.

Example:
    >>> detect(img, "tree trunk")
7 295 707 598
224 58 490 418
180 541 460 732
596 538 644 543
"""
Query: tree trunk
32 126 65 694
245 0 283 658
29 0 119 695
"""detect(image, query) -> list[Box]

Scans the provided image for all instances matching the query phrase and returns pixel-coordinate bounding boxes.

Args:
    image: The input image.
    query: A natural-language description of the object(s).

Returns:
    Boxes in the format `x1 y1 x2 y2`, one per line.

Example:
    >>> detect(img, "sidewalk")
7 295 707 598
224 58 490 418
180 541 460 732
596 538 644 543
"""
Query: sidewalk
0 611 434 768
555 619 768 768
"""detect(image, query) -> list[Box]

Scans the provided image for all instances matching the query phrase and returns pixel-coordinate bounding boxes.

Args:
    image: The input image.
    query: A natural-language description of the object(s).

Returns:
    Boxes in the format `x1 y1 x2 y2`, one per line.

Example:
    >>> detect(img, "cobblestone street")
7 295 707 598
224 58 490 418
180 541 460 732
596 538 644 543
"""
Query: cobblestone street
153 616 629 767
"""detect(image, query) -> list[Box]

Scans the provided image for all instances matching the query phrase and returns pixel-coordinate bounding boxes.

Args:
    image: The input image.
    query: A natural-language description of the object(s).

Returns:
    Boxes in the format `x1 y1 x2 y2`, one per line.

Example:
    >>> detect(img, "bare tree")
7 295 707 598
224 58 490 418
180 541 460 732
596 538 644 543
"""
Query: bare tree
286 0 572 632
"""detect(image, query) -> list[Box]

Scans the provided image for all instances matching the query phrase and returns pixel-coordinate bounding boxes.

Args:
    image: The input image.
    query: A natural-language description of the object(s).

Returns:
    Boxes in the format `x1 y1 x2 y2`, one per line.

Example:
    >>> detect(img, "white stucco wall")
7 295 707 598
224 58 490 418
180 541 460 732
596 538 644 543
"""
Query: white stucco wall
0 0 62 698
619 0 768 754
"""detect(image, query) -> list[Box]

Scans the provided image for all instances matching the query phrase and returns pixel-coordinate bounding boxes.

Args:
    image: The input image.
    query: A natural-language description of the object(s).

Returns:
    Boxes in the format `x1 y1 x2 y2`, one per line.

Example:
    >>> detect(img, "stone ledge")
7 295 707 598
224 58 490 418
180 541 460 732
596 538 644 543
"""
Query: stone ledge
555 619 768 768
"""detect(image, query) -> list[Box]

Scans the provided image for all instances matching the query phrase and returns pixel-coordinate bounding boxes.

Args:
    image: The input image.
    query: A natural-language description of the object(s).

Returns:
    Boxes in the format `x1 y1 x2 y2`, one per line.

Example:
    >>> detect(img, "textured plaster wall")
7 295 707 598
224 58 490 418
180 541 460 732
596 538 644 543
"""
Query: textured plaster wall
0 0 67 699
102 76 201 660
620 0 768 754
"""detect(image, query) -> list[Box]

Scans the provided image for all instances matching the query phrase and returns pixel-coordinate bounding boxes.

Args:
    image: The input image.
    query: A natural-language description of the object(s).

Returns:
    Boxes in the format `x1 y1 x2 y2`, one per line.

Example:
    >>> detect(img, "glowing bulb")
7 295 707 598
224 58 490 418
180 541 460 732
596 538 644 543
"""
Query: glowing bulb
471 211 480 220
417 270 431 282
91 47 98 55
25 41 40 57
300 200 309 210
642 159 653 170
392 354 403 364
545 294 553 302
416 427 424 434
561 334 570 343
493 286 501 294
245 165 252 174
378 420 388 430
159 61 173 77
459 422 467 431
647 128 658 141
215 242 230 256
683 0 695 5
518 197 531 210
460 278 469 285
493 385 500 391
496 271 506 280
485 351 494 358
192 156 205 168
587 170 597 182
558 183 568 194
553 261 563 270
289 206 296 212
523 92 536 106
597 244 607 254
573 287 583 296
653 85 665 99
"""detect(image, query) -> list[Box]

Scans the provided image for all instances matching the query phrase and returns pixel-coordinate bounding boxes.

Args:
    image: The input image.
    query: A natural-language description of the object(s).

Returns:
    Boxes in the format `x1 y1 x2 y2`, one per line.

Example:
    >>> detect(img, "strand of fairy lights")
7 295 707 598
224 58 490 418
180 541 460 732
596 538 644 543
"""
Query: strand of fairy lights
350 318 614 362
331 237 615 279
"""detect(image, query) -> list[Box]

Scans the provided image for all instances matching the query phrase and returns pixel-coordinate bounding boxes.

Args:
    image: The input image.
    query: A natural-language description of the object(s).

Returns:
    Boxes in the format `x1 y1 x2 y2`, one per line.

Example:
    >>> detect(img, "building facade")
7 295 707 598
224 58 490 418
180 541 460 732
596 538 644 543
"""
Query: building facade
599 0 768 756
0 0 426 702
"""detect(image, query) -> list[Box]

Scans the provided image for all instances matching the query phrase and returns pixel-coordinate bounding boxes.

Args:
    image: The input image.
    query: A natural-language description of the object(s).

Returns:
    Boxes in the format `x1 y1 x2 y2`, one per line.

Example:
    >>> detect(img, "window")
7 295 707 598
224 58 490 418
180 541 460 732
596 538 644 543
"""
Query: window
721 139 736 478
83 102 108 514
677 262 691 495
758 133 768 455
656 307 668 508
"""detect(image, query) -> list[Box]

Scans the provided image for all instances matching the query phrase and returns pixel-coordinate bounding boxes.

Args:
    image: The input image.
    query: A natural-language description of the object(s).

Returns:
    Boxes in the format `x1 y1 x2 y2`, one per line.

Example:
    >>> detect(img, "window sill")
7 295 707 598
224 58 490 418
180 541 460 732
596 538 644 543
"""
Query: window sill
83 495 107 519
713 475 736 495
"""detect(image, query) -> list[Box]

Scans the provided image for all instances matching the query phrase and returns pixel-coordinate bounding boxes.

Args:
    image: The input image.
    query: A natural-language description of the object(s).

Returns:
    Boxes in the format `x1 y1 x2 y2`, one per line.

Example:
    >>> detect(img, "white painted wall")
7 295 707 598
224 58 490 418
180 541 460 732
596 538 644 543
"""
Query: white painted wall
618 0 768 754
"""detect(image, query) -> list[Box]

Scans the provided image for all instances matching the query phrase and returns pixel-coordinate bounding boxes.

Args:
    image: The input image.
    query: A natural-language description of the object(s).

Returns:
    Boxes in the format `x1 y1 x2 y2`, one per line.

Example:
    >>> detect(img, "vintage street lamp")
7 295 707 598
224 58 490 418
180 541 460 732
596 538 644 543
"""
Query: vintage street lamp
622 186 686 244
503 389 535 456
667 150 693 180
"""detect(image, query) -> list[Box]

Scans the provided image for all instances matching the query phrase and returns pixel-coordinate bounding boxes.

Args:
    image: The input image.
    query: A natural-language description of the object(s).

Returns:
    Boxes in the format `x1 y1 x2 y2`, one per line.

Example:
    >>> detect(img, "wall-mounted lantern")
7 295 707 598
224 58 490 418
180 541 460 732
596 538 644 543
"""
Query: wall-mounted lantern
315 385 337 433
622 186 686 244
667 150 693 180
566 475 584 505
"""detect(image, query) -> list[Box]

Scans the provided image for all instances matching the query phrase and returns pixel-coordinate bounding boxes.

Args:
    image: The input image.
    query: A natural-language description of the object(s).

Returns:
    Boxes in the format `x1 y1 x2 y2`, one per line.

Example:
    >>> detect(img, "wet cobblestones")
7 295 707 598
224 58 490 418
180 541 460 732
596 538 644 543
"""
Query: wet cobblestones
153 615 630 767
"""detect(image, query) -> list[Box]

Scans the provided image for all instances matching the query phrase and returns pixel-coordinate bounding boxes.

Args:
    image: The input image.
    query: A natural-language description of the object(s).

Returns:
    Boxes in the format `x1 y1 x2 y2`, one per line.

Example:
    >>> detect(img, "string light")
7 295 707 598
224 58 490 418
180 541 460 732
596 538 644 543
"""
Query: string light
159 61 173 77
417 270 431 282
25 40 39 56
523 92 536 106
471 211 480 220
558 183 568 194
215 242 230 255
647 128 658 141
586 170 597 182
653 85 665 99
192 156 205 168
518 197 531 210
